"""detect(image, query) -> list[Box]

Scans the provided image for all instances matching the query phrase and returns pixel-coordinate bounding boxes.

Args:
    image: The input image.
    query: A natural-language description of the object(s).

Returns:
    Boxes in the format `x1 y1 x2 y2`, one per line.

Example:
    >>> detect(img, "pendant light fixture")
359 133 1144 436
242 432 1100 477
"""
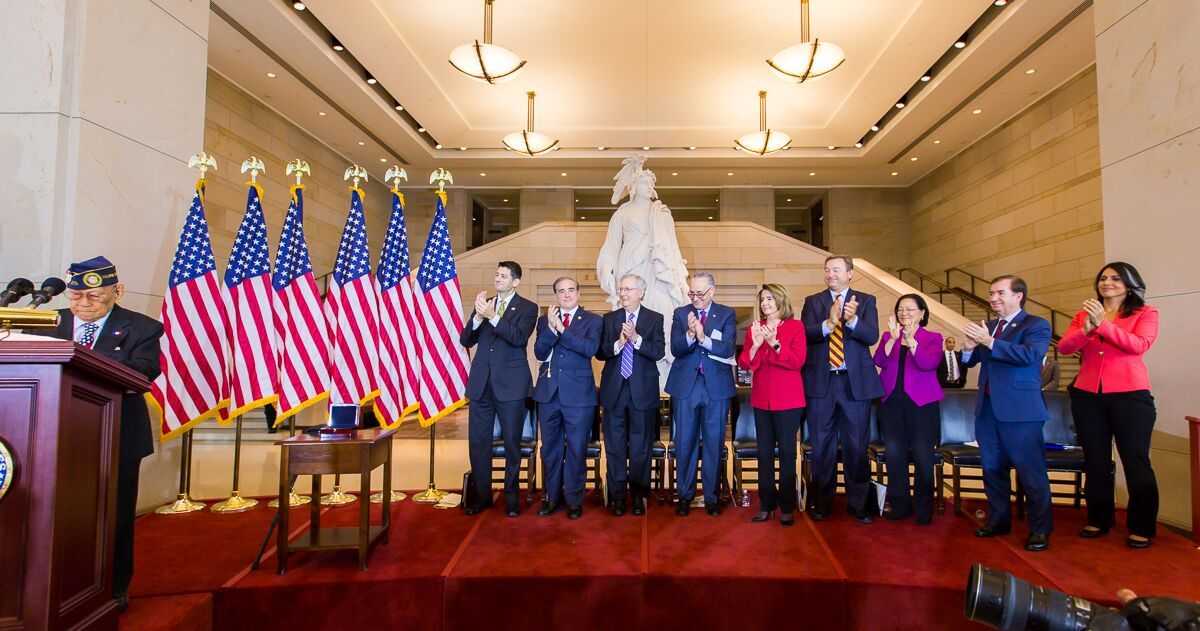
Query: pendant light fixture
502 91 559 156
766 0 846 83
448 0 526 84
735 91 792 155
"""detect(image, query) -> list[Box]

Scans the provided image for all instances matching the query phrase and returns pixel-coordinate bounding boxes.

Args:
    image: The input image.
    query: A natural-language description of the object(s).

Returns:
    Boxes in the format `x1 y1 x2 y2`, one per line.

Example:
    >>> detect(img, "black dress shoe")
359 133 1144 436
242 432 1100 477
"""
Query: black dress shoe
631 498 645 516
809 510 827 522
1025 532 1049 551
115 594 130 613
751 510 772 522
464 505 484 516
706 504 720 517
1078 525 1109 538
1126 535 1152 549
609 501 625 517
676 502 690 516
537 501 560 517
567 506 583 520
849 509 873 524
779 512 795 527
506 507 520 518
975 525 1012 538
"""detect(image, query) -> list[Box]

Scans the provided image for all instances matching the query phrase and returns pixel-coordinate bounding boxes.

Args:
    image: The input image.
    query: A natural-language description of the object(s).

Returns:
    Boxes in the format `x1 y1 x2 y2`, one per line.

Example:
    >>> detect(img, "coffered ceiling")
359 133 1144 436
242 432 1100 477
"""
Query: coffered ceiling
207 0 1096 188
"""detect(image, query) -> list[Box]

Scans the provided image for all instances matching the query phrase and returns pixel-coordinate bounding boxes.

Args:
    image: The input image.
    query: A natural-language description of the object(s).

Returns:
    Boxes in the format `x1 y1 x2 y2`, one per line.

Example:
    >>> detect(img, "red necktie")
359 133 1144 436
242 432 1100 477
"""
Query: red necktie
562 312 571 328
994 319 1008 339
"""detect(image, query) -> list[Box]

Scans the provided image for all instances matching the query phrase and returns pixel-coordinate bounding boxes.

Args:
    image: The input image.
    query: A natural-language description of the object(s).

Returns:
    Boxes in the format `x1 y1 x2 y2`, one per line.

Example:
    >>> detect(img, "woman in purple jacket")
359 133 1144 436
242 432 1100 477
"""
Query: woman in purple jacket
873 294 944 524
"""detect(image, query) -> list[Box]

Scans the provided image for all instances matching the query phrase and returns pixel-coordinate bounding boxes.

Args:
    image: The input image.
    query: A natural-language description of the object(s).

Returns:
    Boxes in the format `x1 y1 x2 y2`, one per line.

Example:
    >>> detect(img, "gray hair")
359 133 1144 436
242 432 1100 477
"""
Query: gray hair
690 271 717 288
552 276 579 291
618 273 646 290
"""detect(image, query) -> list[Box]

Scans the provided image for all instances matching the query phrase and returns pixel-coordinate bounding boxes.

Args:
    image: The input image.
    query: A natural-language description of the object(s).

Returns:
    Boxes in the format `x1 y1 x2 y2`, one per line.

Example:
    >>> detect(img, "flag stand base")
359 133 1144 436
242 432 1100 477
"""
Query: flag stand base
370 490 407 503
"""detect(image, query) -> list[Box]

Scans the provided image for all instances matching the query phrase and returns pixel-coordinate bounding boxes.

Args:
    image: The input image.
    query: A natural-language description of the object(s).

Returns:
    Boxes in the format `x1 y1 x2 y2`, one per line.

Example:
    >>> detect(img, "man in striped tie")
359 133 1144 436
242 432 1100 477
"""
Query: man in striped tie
597 274 665 516
49 256 163 611
800 255 884 523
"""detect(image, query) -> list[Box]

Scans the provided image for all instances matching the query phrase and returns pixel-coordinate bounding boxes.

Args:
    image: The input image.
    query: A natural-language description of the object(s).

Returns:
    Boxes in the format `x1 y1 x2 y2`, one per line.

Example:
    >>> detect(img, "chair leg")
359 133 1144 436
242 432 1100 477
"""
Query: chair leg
1015 477 1026 520
1074 471 1082 509
936 462 945 514
952 465 962 516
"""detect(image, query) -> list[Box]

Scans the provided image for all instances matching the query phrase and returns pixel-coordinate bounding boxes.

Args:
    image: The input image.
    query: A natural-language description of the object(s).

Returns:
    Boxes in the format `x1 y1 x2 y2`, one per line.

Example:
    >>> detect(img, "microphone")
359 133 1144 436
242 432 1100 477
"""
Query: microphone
0 278 34 307
28 277 67 308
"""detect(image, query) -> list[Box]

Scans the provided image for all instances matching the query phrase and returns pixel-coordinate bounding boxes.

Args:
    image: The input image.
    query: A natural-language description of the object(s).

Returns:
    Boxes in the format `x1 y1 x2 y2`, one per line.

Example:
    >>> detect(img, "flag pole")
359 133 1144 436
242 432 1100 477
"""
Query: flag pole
155 429 207 514
268 415 311 508
412 421 446 503
210 413 258 513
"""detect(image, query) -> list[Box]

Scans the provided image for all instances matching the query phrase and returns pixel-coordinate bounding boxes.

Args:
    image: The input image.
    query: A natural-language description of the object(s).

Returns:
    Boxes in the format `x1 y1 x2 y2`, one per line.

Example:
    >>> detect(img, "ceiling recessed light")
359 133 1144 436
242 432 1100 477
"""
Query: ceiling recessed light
707 216 714 220
786 198 792 202
891 171 899 176
580 216 587 220
1025 68 1037 75
597 146 607 150
808 172 816 176
933 139 941 144
435 144 443 149
379 158 387 162
366 75 377 85
687 146 697 150
479 172 487 176
972 108 983 115
503 199 509 202
574 199 578 202
994 0 1007 6
714 198 719 202
910 156 919 161
266 72 277 78
642 146 651 151
726 172 734 176
417 127 426 132
855 141 864 148
895 102 906 109
827 145 836 150
394 104 404 111
871 124 880 132
671 172 678 176
293 2 306 10
357 141 365 146
920 74 932 82
318 111 327 116
331 38 344 52
459 146 468 151
954 40 967 49
560 172 567 176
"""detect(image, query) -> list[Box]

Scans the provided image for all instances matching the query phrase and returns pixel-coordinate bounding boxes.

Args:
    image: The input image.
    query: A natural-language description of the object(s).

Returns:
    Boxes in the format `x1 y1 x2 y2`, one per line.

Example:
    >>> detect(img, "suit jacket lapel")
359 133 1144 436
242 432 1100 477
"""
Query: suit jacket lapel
92 306 129 353
54 310 74 341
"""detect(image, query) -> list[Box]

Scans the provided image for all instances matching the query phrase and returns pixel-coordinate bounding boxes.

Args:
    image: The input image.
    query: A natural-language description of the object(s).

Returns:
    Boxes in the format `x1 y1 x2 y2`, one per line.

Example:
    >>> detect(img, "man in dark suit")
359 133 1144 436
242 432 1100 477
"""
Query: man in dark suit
800 255 884 523
596 274 665 516
532 276 601 519
961 275 1054 551
48 256 163 611
937 336 969 389
459 261 537 517
666 271 737 516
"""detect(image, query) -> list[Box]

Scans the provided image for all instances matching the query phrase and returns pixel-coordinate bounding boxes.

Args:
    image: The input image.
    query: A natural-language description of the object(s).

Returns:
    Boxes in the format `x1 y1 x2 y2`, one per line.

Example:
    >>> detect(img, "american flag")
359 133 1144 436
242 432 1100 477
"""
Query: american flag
325 188 380 406
413 191 469 424
150 187 231 439
272 186 330 421
223 184 278 418
374 191 421 427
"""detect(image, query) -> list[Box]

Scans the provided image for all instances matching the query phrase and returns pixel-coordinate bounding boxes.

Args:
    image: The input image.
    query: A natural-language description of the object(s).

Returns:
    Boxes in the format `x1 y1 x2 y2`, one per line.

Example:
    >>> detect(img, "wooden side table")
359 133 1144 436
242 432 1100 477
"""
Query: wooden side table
276 428 396 574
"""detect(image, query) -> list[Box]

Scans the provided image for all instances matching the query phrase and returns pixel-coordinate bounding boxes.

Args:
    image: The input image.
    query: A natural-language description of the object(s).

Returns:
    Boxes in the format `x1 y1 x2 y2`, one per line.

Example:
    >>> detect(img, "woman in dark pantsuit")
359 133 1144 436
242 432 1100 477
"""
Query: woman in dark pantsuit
738 284 807 526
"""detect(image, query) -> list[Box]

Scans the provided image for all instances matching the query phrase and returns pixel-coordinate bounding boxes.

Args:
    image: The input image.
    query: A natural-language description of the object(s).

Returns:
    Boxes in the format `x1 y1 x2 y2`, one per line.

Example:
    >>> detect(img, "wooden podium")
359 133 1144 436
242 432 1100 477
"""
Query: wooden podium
0 339 151 631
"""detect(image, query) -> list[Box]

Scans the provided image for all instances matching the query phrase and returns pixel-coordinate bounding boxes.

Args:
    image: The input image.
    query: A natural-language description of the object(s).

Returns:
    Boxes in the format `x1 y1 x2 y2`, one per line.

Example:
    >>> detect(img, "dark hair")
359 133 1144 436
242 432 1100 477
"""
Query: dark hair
497 261 522 280
894 293 930 327
552 276 578 292
824 255 854 272
1095 261 1146 318
990 274 1028 308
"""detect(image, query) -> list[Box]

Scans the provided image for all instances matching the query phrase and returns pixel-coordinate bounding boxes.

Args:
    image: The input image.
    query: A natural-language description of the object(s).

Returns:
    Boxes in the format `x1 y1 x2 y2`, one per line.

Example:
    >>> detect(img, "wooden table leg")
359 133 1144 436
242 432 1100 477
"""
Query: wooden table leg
277 447 289 575
310 473 322 545
359 445 370 570
382 437 392 545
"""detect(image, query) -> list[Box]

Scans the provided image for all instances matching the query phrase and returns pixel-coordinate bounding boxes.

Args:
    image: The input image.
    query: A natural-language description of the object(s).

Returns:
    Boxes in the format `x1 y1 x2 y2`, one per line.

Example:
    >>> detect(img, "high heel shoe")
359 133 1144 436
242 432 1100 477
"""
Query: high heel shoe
751 510 772 523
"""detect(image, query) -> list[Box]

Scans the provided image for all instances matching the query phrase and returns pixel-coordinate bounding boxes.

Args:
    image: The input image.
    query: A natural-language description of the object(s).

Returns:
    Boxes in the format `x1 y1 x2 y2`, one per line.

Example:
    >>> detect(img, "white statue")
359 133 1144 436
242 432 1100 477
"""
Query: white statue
597 155 690 385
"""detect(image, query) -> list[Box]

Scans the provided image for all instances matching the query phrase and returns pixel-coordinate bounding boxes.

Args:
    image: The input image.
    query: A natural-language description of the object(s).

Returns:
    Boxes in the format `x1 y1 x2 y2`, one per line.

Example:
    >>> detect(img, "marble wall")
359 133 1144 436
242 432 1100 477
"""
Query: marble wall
1094 0 1199 528
827 188 911 273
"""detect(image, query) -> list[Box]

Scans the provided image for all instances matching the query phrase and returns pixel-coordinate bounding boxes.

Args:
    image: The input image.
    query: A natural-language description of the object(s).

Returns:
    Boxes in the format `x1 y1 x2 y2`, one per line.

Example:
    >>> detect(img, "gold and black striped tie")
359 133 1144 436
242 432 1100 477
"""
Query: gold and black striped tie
829 320 845 369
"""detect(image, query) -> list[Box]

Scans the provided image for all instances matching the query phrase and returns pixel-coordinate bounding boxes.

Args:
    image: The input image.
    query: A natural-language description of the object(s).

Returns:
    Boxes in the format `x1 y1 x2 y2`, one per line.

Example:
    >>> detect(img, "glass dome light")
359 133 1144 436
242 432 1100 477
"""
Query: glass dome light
734 91 792 156
502 92 559 156
448 0 526 84
767 0 846 83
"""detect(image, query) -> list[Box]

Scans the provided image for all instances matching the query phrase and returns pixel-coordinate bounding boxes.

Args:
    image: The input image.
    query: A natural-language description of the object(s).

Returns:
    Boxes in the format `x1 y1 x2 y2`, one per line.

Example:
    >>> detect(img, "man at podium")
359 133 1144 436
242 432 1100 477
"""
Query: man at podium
46 256 163 611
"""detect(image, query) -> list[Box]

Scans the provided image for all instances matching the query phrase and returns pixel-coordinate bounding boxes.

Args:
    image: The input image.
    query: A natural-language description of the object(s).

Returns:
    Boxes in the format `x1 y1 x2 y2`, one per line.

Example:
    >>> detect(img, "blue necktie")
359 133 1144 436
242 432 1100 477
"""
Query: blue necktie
79 322 99 347
620 312 635 379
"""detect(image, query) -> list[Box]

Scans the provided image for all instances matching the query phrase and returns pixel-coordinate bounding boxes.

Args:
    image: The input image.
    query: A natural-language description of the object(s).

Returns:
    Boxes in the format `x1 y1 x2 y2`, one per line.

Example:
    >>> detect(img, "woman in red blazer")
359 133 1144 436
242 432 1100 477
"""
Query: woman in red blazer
1058 262 1160 548
738 283 807 526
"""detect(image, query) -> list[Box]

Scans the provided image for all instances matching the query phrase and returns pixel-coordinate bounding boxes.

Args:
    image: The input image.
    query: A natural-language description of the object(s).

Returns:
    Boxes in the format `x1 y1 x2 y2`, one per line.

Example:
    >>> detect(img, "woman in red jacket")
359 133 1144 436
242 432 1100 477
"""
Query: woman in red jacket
1058 262 1160 548
738 284 807 526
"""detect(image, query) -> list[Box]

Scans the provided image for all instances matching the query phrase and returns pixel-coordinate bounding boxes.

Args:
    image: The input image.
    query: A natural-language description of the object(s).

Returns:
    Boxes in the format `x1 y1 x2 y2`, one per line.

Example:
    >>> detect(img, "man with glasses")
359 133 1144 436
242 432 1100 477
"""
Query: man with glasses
597 274 665 516
665 272 737 516
800 255 884 523
48 256 163 611
532 277 601 519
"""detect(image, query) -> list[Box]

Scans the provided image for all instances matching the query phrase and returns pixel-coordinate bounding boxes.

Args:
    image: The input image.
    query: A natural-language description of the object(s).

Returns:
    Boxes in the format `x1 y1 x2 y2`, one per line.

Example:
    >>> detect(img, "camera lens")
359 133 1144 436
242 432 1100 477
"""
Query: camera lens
965 564 1097 631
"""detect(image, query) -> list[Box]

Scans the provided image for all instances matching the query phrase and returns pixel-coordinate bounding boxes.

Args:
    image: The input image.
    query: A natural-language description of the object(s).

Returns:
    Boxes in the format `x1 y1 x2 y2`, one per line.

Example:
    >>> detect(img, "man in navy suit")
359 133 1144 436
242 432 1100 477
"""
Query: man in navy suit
532 277 601 519
48 256 163 611
800 255 884 523
961 275 1054 551
460 261 538 517
666 271 737 516
597 274 665 516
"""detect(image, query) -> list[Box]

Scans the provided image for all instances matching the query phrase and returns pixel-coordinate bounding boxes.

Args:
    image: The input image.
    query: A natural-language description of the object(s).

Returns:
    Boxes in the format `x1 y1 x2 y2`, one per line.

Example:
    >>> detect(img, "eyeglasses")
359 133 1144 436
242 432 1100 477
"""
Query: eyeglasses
555 287 578 294
617 286 640 293
66 291 110 303
896 307 922 313
687 288 712 298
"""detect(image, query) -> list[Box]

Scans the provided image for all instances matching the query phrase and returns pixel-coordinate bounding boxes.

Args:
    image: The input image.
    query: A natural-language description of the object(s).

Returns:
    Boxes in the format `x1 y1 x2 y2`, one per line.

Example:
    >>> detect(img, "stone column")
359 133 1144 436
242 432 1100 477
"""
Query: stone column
719 187 775 228
0 0 211 511
1094 0 1199 528
519 188 574 230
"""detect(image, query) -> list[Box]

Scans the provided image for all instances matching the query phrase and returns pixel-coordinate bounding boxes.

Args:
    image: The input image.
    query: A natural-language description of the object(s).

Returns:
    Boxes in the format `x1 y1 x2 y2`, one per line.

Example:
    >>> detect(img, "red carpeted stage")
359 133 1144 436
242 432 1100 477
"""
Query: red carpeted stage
119 493 1200 631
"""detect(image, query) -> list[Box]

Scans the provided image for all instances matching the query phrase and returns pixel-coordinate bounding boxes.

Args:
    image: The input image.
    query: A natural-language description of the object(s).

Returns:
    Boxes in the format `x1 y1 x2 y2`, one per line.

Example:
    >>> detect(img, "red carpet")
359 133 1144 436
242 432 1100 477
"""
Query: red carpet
116 491 1200 631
